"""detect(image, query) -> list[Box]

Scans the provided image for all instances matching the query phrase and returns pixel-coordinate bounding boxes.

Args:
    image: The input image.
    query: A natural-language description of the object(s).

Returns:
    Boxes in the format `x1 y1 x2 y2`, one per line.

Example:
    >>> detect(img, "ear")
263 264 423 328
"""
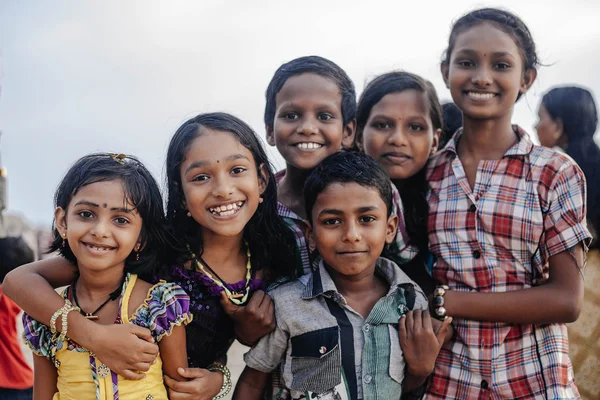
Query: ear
520 68 537 95
257 163 269 195
441 63 450 89
54 207 68 236
385 214 399 245
134 237 143 252
266 125 276 147
553 118 565 144
341 119 357 149
355 127 365 152
431 128 441 156
304 220 317 251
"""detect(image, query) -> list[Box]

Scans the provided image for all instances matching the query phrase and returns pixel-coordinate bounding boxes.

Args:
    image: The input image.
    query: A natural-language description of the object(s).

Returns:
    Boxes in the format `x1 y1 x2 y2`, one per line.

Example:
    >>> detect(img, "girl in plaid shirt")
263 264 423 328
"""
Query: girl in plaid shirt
424 8 592 399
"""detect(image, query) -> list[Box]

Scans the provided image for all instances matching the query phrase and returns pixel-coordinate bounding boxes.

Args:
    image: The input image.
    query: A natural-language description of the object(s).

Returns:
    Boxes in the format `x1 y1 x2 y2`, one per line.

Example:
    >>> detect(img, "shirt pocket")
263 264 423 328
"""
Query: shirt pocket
290 326 342 393
388 325 405 384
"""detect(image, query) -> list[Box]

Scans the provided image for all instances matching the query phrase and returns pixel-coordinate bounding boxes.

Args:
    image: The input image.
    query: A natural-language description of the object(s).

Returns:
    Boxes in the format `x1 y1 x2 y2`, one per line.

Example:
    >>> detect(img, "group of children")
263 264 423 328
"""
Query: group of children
1 7 592 400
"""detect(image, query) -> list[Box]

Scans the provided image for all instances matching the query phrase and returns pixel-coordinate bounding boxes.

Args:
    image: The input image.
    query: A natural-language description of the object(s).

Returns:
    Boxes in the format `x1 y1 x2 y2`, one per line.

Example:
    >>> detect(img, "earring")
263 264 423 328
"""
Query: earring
134 245 140 261
258 197 264 204
186 211 192 217
61 233 67 248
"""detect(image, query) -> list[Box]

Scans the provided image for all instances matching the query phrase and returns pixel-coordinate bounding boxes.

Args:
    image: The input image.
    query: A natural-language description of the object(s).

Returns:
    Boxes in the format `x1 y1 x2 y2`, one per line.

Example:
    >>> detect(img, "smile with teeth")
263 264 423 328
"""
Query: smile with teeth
295 142 323 150
83 242 116 252
467 92 496 100
209 201 244 216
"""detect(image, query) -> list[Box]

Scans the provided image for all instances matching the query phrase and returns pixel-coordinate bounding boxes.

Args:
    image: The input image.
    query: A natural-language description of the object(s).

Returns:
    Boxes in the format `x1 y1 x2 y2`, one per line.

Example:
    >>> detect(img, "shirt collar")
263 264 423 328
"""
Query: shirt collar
441 125 534 158
302 258 415 300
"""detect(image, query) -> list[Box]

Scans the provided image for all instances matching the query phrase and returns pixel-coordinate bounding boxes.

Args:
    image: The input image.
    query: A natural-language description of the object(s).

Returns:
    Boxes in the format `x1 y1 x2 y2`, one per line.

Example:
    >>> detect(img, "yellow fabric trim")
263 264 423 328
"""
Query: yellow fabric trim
120 274 138 324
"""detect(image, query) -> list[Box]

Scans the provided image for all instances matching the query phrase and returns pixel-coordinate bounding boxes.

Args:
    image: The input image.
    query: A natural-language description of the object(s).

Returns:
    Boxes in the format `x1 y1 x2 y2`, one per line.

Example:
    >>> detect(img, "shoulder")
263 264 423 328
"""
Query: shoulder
267 276 307 302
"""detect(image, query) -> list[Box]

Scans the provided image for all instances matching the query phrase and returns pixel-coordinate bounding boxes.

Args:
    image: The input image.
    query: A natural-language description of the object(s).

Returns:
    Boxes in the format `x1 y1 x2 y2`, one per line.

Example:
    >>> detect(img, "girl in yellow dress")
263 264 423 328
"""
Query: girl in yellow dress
22 153 192 400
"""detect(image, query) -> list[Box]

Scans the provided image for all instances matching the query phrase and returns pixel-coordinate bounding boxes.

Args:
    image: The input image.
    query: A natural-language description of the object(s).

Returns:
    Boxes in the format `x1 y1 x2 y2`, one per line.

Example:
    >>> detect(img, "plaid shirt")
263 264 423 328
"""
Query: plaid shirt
275 170 418 278
425 126 591 399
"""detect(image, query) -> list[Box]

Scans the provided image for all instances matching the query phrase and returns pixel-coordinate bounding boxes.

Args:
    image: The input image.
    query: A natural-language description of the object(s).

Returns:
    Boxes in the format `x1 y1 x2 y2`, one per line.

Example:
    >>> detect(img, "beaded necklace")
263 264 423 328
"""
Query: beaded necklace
188 243 252 305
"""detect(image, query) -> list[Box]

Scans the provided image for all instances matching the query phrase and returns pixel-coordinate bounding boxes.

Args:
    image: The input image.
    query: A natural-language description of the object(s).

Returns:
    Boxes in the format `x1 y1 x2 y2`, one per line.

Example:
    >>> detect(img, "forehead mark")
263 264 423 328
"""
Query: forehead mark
103 203 107 208
216 160 220 164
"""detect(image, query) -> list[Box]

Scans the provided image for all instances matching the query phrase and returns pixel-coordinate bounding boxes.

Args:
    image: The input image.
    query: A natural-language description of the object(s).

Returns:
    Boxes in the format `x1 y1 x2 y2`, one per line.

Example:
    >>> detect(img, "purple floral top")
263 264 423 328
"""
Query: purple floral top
156 264 265 368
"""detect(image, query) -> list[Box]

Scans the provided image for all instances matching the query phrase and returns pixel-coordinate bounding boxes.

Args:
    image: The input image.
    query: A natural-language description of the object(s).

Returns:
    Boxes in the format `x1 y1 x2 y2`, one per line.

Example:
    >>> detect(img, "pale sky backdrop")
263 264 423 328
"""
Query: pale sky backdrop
1 0 599 226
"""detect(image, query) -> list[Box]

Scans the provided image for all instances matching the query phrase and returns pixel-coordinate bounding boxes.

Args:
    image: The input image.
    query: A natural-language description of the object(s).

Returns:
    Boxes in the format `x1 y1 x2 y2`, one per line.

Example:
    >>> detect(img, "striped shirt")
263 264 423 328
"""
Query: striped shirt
245 257 428 400
425 126 591 399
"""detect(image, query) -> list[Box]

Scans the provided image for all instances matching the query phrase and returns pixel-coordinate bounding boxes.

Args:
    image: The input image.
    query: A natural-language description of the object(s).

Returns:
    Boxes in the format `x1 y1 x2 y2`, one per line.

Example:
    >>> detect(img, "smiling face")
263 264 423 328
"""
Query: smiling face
180 129 266 239
307 182 397 278
55 180 142 272
362 90 440 180
442 22 535 121
267 73 354 170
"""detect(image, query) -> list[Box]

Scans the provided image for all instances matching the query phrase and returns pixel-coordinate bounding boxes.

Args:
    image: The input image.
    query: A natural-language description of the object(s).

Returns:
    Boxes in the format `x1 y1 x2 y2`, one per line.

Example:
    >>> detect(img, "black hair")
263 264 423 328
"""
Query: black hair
0 236 35 282
355 71 442 257
264 56 357 128
165 112 296 280
440 102 463 148
443 8 539 100
542 86 600 245
49 153 167 276
304 151 392 223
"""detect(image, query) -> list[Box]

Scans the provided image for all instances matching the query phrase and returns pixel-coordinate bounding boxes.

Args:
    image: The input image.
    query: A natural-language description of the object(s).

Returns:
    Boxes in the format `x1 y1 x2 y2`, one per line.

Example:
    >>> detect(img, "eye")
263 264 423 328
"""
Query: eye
322 218 341 225
284 112 298 120
317 113 333 121
373 121 391 130
231 166 247 175
359 215 376 223
77 211 94 219
114 217 130 225
458 60 475 68
192 174 209 182
495 62 511 70
409 124 424 132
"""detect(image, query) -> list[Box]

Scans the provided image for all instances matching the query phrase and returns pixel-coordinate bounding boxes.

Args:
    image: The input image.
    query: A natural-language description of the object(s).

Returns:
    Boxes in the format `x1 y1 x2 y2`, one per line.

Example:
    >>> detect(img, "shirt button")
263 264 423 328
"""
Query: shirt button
362 324 371 333
473 250 481 259
363 374 372 384
469 204 477 212
481 380 489 390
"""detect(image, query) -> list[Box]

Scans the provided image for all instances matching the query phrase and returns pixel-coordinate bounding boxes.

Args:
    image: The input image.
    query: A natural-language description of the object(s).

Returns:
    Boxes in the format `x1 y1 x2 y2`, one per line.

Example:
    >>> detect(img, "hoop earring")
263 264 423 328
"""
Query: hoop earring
61 233 67 248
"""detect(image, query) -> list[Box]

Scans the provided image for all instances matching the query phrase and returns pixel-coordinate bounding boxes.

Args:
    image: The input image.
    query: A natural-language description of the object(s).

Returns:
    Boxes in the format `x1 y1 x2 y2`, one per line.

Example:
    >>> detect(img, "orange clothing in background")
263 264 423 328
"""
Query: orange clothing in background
0 287 33 390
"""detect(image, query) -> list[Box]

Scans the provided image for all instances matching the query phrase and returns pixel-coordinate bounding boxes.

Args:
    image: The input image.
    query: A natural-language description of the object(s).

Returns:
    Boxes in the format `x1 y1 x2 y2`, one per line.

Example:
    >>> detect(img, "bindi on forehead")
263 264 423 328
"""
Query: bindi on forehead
103 203 107 208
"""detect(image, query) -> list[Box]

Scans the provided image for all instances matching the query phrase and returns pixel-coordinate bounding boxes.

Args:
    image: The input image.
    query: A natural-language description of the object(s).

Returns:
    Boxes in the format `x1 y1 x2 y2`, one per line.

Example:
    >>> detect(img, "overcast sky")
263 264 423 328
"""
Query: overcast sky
1 0 599 225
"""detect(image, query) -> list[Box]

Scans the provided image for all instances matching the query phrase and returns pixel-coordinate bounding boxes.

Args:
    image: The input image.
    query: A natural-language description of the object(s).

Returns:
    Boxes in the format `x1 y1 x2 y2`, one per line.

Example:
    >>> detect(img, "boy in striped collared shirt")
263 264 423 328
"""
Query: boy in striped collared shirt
234 152 451 400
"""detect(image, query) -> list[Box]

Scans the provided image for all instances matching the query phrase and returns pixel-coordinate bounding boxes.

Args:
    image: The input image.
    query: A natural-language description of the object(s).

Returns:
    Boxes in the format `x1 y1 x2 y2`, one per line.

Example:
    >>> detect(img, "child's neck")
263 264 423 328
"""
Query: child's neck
460 114 518 160
199 231 248 283
76 264 125 305
277 164 312 219
326 264 389 318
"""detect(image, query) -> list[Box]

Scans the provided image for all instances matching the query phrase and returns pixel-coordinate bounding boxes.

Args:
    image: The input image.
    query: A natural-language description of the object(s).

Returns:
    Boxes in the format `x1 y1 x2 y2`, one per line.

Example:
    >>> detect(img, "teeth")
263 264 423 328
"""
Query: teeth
468 92 495 100
297 142 323 150
209 201 244 216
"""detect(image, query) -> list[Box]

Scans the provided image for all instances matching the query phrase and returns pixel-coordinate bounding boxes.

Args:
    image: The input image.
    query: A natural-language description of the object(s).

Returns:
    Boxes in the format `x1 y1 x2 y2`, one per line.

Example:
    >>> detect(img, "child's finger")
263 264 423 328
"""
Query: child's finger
422 309 433 330
219 291 241 316
413 309 423 331
406 310 415 333
398 315 408 340
435 317 453 343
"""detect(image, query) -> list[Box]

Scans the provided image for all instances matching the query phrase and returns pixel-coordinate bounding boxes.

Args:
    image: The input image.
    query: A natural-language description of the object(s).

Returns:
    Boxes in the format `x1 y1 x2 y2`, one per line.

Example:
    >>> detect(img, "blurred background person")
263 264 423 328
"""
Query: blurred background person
0 236 34 400
537 86 600 400
439 102 462 149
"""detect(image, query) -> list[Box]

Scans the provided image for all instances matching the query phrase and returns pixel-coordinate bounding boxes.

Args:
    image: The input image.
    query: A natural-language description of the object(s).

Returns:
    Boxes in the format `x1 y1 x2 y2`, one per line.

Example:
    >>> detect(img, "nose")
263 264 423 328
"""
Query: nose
342 220 361 243
471 65 492 87
90 218 110 238
212 174 234 198
298 116 318 135
387 126 408 147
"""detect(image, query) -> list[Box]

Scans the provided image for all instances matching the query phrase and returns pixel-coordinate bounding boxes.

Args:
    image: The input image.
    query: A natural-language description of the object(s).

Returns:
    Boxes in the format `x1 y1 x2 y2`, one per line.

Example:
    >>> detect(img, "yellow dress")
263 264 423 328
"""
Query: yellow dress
23 274 192 400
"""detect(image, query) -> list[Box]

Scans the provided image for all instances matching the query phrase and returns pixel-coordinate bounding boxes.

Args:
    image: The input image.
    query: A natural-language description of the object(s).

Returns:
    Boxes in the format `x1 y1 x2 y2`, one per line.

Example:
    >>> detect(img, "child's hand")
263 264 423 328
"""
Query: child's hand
164 367 223 400
399 310 452 378
92 324 158 380
220 290 275 346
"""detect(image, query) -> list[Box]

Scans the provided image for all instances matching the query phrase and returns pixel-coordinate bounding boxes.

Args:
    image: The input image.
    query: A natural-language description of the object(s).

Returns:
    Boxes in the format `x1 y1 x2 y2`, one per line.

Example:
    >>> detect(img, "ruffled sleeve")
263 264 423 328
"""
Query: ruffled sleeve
22 312 59 360
132 281 193 342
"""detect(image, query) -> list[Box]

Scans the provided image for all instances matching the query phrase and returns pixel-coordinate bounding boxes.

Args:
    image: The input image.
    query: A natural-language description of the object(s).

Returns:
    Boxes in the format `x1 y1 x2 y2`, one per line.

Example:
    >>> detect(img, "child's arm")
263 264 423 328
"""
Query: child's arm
233 366 270 400
399 310 452 392
158 324 188 382
3 258 158 379
441 244 585 324
32 355 58 400
219 290 276 346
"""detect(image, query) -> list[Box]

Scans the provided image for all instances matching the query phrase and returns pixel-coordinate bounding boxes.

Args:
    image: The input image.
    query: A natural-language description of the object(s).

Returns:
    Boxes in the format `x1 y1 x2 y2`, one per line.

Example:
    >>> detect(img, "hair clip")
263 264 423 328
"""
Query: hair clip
109 153 127 164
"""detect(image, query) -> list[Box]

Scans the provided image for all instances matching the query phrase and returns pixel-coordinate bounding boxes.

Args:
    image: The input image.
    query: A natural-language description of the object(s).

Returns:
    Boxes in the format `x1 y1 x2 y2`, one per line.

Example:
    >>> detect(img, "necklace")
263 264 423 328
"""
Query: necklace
188 243 252 305
71 275 125 320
